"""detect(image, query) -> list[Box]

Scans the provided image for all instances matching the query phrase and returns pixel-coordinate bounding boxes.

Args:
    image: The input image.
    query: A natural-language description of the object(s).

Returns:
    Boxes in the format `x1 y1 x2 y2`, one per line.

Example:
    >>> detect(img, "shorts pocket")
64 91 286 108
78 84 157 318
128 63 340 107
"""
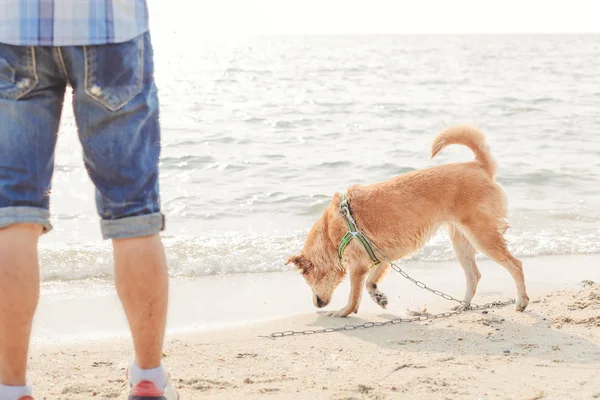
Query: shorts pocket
0 45 38 100
84 35 144 112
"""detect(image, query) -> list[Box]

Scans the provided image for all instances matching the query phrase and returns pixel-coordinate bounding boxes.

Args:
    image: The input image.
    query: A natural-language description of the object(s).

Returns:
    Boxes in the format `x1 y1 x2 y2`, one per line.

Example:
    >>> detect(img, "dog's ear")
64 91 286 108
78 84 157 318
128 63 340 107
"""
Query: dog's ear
286 254 304 268
286 254 313 274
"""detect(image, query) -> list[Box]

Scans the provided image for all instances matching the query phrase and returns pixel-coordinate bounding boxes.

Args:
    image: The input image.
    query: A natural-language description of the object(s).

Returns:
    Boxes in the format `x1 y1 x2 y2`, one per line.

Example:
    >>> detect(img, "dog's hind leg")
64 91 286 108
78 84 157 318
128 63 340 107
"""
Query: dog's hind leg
459 217 529 312
447 224 481 309
366 262 390 309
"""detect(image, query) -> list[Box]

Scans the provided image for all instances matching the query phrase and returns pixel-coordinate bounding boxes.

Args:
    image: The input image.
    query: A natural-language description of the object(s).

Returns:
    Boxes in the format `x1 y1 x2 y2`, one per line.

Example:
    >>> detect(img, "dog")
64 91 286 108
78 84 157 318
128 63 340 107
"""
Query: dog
286 125 529 317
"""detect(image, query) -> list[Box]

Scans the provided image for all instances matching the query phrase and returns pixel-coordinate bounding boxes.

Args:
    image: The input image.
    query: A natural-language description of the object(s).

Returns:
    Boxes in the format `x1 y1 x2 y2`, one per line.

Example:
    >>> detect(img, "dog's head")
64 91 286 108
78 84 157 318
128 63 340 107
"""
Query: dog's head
286 252 345 308
286 197 346 308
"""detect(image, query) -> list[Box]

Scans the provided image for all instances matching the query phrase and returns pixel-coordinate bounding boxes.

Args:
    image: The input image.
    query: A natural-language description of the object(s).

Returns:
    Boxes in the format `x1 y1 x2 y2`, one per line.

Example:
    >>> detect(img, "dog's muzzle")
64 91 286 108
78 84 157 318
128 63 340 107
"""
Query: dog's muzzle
313 294 328 308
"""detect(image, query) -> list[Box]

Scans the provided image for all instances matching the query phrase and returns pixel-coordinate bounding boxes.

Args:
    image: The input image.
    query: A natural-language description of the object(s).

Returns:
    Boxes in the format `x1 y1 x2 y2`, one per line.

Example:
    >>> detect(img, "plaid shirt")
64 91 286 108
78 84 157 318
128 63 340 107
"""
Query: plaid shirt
0 0 149 46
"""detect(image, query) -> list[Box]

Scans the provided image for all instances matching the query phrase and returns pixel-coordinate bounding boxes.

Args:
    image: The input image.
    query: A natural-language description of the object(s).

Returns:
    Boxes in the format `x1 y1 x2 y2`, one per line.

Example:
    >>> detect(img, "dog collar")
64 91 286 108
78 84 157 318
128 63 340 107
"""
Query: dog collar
337 192 381 267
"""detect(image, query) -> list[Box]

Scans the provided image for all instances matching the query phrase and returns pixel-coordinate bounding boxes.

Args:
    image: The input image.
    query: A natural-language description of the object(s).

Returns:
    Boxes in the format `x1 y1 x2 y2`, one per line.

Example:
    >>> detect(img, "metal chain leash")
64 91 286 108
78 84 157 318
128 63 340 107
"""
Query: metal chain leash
371 238 515 312
264 267 514 339
264 210 515 339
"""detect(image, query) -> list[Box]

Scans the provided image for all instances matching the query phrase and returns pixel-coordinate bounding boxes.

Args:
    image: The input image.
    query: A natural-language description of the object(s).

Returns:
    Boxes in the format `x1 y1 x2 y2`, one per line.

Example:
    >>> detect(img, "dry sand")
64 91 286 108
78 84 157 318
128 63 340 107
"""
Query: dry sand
29 280 600 399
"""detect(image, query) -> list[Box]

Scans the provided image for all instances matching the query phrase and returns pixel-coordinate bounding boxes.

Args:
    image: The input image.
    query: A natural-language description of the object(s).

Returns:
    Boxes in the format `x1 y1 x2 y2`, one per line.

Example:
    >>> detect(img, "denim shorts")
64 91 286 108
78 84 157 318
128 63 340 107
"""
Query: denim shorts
0 32 164 239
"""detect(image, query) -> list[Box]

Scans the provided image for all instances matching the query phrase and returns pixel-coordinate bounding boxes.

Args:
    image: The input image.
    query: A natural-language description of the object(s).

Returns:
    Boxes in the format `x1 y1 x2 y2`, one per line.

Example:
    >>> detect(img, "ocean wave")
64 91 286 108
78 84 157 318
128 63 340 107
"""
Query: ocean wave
226 192 331 215
364 164 415 174
497 169 596 187
160 155 216 168
242 117 267 124
224 67 273 76
38 227 600 283
314 67 366 74
317 161 353 169
267 117 334 128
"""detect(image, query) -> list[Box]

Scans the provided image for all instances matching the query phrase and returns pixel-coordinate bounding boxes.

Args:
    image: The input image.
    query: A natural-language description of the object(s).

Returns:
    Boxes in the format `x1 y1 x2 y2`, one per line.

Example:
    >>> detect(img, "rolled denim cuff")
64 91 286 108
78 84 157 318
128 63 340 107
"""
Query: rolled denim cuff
100 212 165 239
0 206 53 233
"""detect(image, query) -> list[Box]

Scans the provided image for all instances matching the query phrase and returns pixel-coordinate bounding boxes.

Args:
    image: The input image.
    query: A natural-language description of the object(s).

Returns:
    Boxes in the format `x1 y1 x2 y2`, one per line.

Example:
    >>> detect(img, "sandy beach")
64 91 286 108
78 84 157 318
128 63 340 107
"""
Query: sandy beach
28 255 600 399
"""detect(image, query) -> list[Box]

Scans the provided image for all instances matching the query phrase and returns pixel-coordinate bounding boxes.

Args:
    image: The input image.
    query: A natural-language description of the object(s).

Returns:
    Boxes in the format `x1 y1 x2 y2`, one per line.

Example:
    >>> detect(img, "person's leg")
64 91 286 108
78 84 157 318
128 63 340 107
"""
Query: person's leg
63 33 175 396
113 234 168 370
0 224 42 386
0 44 65 394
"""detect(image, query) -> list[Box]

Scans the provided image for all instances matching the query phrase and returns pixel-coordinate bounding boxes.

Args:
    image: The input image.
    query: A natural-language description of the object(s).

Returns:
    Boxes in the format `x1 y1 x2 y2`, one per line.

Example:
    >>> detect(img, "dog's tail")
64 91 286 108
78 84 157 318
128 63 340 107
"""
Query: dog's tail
431 125 497 178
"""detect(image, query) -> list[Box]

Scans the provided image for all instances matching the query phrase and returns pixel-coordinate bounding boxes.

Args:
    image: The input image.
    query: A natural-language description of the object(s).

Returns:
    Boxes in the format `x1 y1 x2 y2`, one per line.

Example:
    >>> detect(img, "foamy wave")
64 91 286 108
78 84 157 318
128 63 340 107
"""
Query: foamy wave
38 233 305 282
38 227 600 283
406 228 600 261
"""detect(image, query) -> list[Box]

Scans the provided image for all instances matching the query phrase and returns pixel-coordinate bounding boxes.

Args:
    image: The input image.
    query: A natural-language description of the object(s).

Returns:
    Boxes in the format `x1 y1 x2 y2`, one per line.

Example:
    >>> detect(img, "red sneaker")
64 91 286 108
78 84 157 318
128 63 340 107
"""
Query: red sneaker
129 379 179 400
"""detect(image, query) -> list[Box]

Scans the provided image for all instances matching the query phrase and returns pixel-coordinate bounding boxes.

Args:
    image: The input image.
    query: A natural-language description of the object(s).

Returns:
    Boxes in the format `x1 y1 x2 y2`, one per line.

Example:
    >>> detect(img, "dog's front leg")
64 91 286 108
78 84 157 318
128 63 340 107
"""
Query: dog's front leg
367 262 390 309
327 268 367 317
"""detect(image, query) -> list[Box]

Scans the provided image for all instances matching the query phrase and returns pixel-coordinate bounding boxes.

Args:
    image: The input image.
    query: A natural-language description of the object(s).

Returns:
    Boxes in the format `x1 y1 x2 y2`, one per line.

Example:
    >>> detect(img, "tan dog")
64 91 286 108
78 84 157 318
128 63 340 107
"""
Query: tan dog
287 126 529 317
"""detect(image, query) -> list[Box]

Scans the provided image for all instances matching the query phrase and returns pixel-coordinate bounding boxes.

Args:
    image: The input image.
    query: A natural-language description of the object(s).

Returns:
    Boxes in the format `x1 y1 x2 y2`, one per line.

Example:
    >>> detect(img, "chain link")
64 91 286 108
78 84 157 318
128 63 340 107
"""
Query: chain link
264 215 515 339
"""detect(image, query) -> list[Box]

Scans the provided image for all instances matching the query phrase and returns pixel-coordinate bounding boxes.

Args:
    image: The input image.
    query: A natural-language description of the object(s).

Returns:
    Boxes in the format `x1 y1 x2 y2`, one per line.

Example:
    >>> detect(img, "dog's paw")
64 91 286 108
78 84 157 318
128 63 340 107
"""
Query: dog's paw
368 287 388 309
374 292 388 309
515 296 529 312
452 303 472 312
327 308 352 318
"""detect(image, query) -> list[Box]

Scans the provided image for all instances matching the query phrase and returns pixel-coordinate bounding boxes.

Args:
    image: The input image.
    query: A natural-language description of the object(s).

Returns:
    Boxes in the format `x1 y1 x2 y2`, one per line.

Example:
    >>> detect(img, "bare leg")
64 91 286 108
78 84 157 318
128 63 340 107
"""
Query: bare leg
366 262 390 309
448 225 481 308
114 234 169 369
328 268 367 317
0 224 42 386
461 219 529 312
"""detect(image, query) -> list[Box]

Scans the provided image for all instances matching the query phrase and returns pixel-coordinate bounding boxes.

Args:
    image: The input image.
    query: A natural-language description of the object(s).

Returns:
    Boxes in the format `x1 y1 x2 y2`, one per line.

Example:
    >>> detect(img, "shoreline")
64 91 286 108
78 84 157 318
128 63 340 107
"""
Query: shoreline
33 253 600 345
